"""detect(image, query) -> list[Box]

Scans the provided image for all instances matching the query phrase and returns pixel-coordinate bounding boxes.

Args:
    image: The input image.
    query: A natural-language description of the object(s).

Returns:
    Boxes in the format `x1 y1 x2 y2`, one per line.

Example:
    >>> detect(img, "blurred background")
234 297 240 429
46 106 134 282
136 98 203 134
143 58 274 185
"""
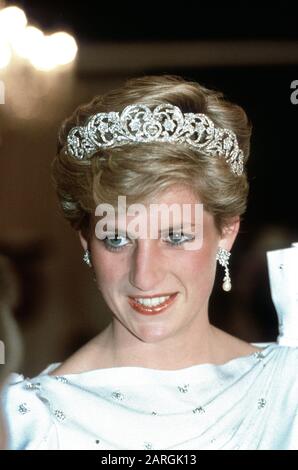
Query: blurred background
0 2 298 376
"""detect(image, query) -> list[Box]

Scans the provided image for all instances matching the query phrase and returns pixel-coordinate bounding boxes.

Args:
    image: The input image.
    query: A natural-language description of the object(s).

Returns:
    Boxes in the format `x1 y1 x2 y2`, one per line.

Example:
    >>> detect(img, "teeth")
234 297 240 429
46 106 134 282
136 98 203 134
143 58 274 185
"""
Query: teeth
134 296 171 307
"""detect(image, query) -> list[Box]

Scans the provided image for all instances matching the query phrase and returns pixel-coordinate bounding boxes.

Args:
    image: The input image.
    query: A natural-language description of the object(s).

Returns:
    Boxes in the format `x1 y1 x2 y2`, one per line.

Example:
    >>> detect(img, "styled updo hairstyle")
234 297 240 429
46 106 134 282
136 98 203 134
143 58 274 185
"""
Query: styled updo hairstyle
52 75 252 235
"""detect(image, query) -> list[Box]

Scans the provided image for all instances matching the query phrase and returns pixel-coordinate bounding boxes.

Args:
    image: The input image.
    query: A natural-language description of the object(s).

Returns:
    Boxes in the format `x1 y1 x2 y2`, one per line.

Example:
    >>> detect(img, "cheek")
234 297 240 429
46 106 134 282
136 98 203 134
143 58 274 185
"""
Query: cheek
184 250 216 279
91 244 126 285
180 244 217 297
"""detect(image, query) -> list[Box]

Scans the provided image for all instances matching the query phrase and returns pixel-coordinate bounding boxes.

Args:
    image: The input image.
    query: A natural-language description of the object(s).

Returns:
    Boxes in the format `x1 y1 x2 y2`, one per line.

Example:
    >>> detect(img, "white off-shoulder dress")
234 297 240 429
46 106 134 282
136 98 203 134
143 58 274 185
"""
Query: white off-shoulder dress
2 343 298 450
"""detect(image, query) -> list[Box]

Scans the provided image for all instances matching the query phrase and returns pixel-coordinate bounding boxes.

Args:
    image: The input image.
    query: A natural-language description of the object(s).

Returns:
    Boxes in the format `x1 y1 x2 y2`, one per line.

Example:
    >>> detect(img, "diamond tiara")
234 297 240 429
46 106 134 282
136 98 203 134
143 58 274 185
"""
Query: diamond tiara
66 103 244 175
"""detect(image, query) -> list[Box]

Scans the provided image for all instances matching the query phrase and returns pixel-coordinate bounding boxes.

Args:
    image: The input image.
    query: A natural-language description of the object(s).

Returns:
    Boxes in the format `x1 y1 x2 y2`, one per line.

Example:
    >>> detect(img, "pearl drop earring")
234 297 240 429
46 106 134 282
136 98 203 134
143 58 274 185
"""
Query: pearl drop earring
216 247 232 292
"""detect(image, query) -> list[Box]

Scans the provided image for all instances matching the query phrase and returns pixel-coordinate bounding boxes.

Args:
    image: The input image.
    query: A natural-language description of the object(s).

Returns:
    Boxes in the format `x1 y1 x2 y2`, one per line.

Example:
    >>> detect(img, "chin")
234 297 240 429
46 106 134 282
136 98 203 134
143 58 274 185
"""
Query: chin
130 323 177 343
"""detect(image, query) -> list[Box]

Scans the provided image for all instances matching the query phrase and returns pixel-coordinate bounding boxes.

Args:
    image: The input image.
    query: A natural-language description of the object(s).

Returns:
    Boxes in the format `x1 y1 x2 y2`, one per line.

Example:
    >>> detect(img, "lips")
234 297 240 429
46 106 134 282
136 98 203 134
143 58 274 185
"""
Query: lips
127 293 178 315
128 292 176 299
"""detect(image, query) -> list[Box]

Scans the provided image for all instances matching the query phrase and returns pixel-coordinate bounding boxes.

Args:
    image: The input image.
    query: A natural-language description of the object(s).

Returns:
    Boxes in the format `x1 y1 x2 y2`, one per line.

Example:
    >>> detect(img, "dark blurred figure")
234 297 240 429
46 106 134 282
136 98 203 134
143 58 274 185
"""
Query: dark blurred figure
0 255 23 449
229 225 297 343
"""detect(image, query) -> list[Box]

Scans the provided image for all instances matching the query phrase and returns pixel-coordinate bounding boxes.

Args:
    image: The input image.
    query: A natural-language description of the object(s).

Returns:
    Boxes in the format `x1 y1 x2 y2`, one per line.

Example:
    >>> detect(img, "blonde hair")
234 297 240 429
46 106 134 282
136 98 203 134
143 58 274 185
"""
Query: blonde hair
52 75 252 235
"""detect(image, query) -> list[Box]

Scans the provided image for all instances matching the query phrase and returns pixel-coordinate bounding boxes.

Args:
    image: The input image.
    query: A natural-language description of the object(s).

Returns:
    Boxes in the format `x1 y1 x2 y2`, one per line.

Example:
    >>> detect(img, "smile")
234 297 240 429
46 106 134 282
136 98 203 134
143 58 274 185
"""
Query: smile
127 293 178 315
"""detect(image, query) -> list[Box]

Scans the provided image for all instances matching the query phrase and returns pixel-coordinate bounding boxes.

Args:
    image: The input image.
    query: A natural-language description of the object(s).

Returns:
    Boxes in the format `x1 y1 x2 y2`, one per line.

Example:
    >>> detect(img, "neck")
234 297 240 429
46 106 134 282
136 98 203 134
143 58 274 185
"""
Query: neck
95 318 221 371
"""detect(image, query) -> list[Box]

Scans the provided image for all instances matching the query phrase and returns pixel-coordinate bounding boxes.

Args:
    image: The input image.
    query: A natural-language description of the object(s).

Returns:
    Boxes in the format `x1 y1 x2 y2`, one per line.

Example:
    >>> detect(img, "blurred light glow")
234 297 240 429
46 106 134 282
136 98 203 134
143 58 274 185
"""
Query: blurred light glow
0 39 12 69
48 32 78 65
0 6 78 72
10 25 44 59
0 6 27 41
28 32 78 71
28 35 57 71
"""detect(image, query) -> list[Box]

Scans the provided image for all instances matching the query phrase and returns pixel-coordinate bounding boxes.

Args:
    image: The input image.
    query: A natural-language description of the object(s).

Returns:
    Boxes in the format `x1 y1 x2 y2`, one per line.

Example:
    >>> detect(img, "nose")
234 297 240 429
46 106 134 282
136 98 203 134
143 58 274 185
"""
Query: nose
129 239 166 292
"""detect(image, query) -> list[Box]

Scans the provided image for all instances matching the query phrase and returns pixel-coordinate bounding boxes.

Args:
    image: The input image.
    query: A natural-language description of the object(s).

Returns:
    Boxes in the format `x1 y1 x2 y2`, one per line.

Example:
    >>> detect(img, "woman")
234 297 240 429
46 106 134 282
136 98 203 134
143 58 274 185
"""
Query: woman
2 75 298 450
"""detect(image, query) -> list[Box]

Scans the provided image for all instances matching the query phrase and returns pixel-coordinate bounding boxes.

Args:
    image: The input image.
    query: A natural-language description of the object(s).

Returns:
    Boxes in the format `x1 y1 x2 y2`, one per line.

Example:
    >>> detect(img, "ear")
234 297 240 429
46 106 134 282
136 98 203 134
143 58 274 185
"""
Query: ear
218 216 240 252
78 229 89 252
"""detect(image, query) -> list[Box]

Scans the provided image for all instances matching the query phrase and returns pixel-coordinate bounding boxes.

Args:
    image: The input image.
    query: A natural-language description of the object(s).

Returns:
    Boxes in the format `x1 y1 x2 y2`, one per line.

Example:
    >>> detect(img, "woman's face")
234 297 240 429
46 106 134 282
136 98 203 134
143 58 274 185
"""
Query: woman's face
82 185 239 343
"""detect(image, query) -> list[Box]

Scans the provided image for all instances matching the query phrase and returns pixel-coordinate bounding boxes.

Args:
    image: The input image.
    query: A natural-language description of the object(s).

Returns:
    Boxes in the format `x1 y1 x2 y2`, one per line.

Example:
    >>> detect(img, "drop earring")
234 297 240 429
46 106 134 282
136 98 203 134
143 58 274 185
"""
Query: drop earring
216 247 232 292
83 249 92 267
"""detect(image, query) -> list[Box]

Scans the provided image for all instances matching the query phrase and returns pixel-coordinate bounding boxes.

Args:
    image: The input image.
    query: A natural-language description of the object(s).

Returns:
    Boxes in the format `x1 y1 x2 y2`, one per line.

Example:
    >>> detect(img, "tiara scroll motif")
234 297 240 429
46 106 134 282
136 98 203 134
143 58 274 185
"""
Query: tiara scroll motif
66 103 244 175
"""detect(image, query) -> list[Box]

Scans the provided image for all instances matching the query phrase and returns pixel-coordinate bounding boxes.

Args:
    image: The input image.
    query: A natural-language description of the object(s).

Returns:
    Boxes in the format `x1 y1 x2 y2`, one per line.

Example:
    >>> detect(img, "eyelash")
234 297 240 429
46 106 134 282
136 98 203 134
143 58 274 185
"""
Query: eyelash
102 232 195 252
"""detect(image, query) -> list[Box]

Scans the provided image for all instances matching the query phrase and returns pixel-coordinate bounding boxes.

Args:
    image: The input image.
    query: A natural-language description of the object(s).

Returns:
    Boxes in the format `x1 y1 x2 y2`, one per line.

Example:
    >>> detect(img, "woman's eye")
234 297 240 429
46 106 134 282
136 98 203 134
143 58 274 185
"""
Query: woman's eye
165 231 195 247
102 231 195 252
103 234 129 252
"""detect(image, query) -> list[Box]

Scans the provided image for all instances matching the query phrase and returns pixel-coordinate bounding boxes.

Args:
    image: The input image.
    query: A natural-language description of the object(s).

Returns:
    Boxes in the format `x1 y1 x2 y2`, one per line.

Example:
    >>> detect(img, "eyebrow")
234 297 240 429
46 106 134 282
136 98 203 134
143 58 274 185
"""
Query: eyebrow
110 223 197 235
